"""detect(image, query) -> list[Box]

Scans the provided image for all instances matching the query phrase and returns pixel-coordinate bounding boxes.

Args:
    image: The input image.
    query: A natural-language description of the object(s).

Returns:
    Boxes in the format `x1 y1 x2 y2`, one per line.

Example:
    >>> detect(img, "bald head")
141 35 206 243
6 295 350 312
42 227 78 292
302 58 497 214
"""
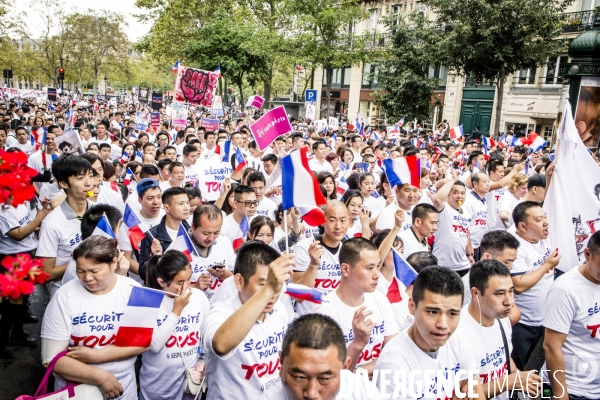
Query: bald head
324 199 348 217
322 199 349 243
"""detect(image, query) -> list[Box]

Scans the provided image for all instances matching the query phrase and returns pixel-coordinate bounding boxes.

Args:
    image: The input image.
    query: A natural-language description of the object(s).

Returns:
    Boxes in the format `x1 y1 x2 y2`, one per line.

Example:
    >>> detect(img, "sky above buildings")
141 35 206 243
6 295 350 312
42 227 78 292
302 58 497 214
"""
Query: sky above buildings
18 0 151 42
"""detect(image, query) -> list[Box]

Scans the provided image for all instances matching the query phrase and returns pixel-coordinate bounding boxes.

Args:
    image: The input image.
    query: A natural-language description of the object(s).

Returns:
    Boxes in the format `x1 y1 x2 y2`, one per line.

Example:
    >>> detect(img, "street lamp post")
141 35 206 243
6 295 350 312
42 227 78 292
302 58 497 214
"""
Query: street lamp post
103 76 108 95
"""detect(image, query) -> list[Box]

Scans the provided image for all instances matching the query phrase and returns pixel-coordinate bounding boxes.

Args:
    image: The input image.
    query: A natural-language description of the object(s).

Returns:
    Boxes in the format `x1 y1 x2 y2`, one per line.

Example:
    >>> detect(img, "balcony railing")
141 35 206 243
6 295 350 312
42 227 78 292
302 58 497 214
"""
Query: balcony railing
562 10 598 32
511 76 565 86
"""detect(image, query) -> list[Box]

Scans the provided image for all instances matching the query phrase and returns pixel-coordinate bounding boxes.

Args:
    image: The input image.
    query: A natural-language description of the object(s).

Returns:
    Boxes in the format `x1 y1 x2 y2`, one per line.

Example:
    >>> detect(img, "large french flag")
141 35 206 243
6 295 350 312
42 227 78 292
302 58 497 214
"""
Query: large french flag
92 214 116 239
298 207 326 227
281 147 327 211
382 156 421 189
166 224 196 261
123 204 146 250
522 133 546 153
232 215 249 251
114 286 164 347
449 125 463 141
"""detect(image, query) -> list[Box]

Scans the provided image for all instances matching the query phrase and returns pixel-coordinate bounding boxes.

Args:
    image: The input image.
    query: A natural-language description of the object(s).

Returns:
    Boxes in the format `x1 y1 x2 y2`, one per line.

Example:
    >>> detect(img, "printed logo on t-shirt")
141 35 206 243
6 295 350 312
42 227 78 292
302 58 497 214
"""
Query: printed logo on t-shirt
241 328 286 383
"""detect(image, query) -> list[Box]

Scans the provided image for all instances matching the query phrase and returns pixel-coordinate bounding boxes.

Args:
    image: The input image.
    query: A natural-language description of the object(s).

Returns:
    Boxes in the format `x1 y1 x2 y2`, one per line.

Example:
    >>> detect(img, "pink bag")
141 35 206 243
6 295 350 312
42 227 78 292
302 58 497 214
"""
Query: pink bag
16 350 103 400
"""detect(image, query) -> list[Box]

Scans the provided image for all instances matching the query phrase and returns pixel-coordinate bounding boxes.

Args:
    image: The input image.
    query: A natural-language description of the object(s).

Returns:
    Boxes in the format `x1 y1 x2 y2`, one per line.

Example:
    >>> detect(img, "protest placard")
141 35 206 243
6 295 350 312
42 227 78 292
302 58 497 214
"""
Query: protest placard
249 106 292 151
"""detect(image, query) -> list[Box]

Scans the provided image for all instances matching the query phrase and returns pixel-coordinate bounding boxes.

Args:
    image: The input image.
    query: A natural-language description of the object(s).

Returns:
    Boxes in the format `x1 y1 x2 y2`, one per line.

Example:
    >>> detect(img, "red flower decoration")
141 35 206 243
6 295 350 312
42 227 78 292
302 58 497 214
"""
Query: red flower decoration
0 254 49 299
0 149 38 207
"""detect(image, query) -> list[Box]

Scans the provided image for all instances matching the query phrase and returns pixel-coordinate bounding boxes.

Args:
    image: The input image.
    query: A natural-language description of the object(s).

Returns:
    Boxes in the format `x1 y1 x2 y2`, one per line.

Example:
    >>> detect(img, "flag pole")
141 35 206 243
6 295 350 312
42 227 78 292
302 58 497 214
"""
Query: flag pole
283 208 289 254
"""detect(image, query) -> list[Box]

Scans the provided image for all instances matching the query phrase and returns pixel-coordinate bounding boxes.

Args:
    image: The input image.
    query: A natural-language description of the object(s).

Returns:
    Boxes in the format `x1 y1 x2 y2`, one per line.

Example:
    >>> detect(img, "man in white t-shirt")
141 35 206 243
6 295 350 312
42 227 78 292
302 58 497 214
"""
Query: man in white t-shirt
348 135 363 163
485 161 524 232
376 266 484 399
119 179 165 281
12 126 35 155
181 143 202 185
316 238 398 376
432 169 475 275
456 259 541 400
508 201 560 370
398 203 438 258
373 181 420 232
262 313 381 400
463 172 491 259
293 201 349 314
93 122 111 145
247 172 278 221
544 232 600 400
28 131 59 193
37 155 94 297
221 185 258 249
189 204 236 302
308 140 333 174
202 241 294 400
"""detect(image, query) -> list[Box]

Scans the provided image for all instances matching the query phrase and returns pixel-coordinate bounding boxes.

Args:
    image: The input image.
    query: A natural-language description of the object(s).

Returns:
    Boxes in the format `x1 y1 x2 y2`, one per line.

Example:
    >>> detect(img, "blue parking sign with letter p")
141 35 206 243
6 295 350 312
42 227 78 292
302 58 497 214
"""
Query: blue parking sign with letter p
305 90 317 102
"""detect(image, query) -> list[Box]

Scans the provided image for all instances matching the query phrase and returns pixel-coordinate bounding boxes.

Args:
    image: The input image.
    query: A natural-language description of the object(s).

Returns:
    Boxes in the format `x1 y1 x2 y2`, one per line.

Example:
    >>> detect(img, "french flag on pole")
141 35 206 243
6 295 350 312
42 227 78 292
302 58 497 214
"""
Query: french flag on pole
449 125 463 141
523 133 546 153
233 146 247 172
382 156 421 189
387 250 418 304
285 283 327 304
173 60 180 75
282 147 328 214
123 204 146 250
35 127 47 145
221 141 232 163
214 65 222 78
372 130 382 143
337 175 349 198
298 207 326 227
120 154 129 165
129 132 138 143
166 224 196 261
232 215 249 251
114 286 164 347
123 168 134 186
92 214 116 239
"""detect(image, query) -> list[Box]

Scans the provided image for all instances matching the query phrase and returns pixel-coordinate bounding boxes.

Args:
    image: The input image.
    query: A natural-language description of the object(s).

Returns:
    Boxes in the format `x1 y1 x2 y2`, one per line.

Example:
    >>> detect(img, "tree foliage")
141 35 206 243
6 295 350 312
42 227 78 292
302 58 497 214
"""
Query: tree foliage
376 13 441 122
425 0 573 133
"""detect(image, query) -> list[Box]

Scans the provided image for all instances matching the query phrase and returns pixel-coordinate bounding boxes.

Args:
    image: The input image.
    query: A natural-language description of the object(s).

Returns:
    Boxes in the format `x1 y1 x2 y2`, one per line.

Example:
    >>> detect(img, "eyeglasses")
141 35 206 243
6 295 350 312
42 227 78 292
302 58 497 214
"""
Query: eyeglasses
236 200 259 207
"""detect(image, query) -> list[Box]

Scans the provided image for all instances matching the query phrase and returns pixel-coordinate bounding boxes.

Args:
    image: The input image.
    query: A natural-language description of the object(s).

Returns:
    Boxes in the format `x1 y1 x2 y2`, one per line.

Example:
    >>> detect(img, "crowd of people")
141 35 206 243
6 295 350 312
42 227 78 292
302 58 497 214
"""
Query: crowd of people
1 96 600 400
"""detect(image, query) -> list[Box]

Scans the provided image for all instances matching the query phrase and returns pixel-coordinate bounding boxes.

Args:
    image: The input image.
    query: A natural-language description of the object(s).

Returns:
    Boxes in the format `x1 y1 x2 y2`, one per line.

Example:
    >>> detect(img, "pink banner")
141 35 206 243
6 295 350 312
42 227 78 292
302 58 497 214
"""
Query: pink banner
151 112 160 128
250 106 292 151
201 118 220 132
251 95 264 109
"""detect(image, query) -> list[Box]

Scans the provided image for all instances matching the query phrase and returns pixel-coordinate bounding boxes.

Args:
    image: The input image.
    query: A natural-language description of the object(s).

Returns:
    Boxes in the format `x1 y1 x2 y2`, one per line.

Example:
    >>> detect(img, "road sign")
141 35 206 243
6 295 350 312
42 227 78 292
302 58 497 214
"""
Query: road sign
305 89 317 102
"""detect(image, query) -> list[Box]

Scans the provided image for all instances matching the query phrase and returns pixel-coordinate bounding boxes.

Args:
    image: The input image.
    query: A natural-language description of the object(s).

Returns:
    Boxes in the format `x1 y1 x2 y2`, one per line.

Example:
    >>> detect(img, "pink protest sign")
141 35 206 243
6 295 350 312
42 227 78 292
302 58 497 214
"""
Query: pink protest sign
250 106 292 151
251 95 265 109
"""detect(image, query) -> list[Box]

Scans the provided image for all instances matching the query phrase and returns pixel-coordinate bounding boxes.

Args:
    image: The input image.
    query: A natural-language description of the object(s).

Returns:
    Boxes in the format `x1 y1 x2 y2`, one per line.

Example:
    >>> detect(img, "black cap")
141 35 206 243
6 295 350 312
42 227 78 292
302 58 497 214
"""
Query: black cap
527 174 546 189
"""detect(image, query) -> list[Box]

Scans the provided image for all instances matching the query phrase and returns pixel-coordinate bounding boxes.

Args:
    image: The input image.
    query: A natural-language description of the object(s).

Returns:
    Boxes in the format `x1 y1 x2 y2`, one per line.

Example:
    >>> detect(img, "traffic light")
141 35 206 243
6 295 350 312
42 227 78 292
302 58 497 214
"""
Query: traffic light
58 67 65 80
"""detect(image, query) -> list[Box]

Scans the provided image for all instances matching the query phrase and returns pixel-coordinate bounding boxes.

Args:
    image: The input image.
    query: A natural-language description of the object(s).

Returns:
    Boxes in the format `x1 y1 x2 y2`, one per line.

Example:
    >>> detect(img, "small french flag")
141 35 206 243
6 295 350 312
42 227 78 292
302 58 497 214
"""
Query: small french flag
372 131 382 143
398 117 405 127
387 250 418 304
285 283 327 304
123 204 146 250
214 65 222 78
371 190 380 199
233 146 247 172
136 150 144 160
166 224 196 261
449 125 463 141
114 286 165 347
36 127 47 145
221 140 231 163
123 168 134 186
382 156 421 189
337 175 349 198
232 215 249 251
29 134 35 147
173 60 180 75
129 132 138 143
92 214 116 239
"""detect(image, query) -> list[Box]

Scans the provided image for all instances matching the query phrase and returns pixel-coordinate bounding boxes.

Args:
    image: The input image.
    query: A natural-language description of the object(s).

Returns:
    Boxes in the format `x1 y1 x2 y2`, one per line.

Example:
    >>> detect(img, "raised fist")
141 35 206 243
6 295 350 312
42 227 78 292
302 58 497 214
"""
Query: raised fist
181 68 210 104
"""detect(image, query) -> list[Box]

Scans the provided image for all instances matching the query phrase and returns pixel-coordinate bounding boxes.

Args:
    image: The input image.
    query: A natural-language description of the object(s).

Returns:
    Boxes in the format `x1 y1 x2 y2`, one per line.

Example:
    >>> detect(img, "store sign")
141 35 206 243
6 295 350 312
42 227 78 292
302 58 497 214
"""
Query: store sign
505 97 559 117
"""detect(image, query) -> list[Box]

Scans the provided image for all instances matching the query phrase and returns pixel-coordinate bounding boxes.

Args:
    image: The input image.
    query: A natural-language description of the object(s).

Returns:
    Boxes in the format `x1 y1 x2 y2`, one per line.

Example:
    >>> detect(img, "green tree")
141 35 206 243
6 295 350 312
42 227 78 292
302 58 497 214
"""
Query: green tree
426 0 572 134
375 13 441 122
286 0 371 117
182 6 271 106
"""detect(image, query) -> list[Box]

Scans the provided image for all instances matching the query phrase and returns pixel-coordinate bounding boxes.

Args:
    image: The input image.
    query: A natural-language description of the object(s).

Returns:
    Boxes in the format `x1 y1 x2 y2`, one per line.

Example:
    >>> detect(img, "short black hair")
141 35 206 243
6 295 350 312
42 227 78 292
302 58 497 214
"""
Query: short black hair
480 230 520 255
162 187 188 205
183 144 199 157
411 203 438 224
157 159 172 170
143 143 156 151
406 252 438 273
469 259 511 295
512 201 542 227
412 266 464 307
234 241 280 285
185 186 201 200
52 155 92 185
81 204 122 240
234 185 256 201
246 172 266 186
261 153 278 164
312 139 327 151
140 165 160 179
588 231 600 255
339 237 378 266
192 204 222 228
281 314 346 362
98 143 111 151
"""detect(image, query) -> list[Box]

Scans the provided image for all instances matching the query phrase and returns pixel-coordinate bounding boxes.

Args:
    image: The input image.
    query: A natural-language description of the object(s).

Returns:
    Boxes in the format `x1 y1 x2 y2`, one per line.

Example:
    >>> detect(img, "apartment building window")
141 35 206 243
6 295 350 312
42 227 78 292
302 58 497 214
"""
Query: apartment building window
322 68 351 89
428 65 448 85
369 9 378 31
362 63 379 89
580 0 600 10
545 56 568 85
391 4 402 14
516 69 535 85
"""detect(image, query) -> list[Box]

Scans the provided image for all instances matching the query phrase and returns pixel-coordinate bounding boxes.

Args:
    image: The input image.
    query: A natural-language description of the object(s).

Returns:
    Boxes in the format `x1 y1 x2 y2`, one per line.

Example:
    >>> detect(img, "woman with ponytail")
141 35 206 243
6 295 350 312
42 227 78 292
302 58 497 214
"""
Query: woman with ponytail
139 250 211 400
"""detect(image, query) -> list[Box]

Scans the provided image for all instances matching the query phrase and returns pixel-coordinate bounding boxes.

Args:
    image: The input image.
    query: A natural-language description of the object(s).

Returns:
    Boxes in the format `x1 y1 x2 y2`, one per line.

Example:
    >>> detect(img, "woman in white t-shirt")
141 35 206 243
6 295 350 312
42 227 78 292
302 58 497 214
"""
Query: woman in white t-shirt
499 174 528 228
358 172 381 217
139 250 210 400
41 236 146 400
341 190 371 239
248 215 303 254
